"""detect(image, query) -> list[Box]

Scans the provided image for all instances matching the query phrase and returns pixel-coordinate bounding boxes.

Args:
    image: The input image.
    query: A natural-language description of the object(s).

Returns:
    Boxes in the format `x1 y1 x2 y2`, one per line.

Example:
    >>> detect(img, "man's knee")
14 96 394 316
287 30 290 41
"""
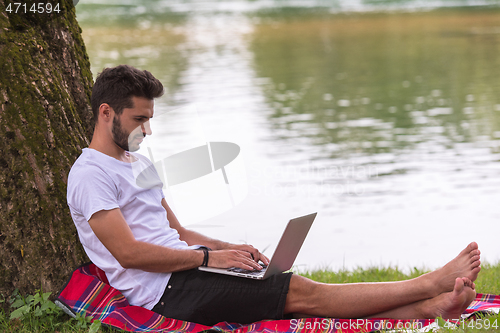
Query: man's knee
284 274 321 315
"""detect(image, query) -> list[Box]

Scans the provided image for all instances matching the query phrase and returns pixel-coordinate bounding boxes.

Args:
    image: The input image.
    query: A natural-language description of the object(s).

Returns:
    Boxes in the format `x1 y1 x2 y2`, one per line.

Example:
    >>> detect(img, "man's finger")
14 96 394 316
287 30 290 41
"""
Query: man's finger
237 252 264 270
260 253 270 265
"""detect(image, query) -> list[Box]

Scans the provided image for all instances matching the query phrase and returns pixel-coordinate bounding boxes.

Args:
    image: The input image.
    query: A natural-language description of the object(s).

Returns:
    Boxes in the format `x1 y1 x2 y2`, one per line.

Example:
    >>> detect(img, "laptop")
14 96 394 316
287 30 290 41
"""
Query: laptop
198 212 317 280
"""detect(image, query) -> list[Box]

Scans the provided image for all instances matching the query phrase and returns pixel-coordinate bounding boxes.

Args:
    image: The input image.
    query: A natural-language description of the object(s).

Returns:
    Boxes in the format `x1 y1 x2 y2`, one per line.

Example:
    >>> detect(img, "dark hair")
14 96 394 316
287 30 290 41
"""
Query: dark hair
91 65 164 122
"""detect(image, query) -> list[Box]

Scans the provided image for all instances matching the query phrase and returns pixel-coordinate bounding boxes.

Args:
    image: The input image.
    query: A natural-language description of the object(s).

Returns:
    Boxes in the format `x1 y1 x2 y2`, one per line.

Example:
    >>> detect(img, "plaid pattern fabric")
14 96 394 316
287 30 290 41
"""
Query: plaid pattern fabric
56 263 500 333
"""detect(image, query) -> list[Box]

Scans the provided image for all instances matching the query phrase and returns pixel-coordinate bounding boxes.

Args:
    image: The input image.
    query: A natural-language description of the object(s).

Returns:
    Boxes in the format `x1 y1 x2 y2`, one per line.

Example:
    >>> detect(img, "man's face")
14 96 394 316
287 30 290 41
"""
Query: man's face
111 96 154 152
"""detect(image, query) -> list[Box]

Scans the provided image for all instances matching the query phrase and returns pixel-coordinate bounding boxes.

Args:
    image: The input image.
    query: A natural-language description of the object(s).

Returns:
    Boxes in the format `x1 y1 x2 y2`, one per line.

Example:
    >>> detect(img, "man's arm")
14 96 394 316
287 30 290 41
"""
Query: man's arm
88 207 266 272
162 199 270 266
161 199 230 250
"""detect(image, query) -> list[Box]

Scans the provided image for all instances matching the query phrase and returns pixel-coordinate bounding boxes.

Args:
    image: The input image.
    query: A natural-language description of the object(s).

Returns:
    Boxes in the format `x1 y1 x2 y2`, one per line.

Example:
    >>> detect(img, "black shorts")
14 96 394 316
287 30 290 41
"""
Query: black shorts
151 269 293 326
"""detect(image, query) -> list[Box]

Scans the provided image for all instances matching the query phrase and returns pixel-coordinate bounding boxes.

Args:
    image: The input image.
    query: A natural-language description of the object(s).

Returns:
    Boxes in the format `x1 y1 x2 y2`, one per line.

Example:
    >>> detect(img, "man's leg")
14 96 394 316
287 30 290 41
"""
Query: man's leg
284 242 480 319
367 277 476 319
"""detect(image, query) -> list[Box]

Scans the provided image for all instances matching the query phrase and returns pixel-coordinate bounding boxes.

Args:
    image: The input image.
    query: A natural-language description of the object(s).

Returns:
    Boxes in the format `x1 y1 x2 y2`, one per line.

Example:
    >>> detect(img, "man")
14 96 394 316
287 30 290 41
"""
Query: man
67 65 481 326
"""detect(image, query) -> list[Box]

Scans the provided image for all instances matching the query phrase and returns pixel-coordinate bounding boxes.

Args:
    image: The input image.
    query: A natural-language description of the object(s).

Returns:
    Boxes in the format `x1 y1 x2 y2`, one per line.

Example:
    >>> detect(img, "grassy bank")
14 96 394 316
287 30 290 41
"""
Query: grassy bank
1 263 499 332
300 262 500 294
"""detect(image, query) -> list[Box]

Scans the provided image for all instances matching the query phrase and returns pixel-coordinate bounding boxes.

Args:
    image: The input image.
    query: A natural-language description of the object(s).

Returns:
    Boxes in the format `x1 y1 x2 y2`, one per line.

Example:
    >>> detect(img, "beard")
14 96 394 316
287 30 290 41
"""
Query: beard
112 116 143 152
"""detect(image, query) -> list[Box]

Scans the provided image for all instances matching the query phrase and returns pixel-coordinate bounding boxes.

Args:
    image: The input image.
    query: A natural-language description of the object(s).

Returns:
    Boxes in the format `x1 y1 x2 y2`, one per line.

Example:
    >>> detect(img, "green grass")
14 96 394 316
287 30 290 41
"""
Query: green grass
1 263 499 332
0 288 111 333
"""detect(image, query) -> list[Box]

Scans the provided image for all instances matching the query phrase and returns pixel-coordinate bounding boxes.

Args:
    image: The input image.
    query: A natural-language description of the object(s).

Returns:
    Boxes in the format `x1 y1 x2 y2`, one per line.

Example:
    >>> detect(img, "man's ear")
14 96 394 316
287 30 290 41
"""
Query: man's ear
98 103 114 123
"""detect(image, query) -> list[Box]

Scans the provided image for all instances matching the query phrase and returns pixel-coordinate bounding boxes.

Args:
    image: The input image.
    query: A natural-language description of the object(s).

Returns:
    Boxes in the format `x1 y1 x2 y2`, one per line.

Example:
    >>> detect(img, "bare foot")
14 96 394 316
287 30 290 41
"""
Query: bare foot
421 277 476 320
424 242 481 296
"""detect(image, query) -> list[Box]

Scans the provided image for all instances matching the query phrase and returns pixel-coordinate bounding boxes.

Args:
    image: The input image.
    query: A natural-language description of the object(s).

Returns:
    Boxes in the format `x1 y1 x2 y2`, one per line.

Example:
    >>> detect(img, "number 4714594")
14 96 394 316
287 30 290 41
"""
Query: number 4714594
460 319 499 330
6 2 61 14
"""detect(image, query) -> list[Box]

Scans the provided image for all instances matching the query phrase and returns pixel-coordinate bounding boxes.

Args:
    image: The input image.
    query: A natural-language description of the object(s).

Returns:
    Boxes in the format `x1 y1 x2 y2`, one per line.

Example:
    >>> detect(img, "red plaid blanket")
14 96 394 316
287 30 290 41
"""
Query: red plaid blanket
55 263 500 333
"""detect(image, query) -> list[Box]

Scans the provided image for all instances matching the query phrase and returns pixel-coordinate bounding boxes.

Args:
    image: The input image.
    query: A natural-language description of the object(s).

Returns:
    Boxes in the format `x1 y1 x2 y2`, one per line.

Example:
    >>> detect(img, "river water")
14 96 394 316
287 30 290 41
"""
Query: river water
76 0 500 272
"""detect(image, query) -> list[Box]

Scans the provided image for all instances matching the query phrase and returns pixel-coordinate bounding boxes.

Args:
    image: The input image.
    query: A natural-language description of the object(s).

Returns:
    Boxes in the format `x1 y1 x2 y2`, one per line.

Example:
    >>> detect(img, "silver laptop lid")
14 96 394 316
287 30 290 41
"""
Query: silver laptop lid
263 212 317 278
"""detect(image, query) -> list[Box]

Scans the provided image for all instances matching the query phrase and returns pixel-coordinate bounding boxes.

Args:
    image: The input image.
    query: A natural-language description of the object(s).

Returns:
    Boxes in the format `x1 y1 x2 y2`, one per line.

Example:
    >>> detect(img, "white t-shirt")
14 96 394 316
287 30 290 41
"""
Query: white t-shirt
67 148 193 309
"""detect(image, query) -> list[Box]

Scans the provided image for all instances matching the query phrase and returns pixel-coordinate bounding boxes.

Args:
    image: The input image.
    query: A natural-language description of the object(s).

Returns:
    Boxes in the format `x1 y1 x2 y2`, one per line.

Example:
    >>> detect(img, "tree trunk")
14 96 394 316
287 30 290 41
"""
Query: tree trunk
0 0 93 298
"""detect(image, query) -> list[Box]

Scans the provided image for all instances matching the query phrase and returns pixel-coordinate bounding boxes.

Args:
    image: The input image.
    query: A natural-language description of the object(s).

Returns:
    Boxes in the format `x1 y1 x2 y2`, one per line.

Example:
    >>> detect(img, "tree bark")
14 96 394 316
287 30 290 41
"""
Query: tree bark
0 0 93 297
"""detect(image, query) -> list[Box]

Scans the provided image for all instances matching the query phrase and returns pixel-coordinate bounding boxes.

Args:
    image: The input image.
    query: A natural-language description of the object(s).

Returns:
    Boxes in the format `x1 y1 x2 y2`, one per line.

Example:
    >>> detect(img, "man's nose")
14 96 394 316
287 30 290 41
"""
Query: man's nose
141 121 152 136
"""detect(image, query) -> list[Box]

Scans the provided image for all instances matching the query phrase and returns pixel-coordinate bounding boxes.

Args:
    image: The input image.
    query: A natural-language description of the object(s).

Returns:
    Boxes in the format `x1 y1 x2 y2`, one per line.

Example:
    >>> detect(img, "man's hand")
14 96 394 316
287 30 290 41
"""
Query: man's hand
207 244 270 271
225 243 270 266
208 248 268 271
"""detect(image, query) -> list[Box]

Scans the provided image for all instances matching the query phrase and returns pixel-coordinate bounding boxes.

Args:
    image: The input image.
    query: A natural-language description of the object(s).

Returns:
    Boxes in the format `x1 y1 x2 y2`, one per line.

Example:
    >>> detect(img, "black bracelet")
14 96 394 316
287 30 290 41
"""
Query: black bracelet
201 247 209 267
